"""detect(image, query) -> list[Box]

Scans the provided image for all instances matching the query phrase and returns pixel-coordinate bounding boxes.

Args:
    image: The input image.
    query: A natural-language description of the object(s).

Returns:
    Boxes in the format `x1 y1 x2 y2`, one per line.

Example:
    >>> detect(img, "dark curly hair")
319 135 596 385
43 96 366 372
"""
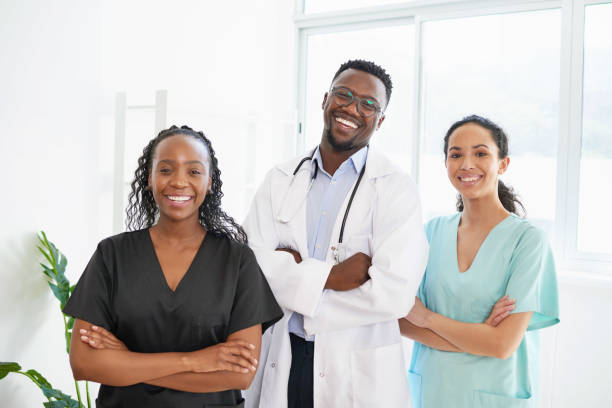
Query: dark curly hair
125 125 248 243
332 59 393 107
443 115 526 217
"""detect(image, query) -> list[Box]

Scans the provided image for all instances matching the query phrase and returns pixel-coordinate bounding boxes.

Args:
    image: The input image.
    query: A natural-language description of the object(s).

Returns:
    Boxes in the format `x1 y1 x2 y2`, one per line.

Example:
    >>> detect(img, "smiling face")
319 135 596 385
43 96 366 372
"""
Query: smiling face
148 134 212 224
445 122 509 203
321 68 387 152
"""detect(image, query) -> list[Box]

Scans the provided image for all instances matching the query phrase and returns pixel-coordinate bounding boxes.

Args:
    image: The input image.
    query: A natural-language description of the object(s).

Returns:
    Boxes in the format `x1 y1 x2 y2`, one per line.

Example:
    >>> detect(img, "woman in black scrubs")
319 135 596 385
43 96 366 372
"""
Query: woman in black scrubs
64 126 282 408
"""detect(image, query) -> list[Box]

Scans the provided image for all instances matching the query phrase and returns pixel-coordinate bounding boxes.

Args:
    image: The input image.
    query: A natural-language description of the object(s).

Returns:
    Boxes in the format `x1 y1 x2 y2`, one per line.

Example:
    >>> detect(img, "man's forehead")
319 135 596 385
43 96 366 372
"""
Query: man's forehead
332 68 386 100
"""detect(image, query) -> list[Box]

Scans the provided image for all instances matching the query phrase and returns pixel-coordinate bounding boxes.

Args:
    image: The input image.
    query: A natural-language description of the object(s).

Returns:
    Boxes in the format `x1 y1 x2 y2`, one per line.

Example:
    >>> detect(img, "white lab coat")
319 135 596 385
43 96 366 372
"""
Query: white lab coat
243 148 428 408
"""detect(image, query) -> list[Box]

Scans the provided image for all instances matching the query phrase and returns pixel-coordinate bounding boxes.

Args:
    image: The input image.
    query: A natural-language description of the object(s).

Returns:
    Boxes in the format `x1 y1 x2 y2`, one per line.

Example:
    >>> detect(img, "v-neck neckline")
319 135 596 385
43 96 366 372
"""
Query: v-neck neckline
453 213 512 274
145 228 208 295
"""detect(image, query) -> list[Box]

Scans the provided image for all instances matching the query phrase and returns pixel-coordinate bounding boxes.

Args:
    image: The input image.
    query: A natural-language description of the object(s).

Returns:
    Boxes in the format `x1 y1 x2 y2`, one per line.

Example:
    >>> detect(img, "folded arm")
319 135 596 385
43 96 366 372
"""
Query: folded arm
146 325 262 392
70 319 259 390
304 177 429 335
399 319 460 352
405 297 531 359
400 295 515 353
243 170 332 317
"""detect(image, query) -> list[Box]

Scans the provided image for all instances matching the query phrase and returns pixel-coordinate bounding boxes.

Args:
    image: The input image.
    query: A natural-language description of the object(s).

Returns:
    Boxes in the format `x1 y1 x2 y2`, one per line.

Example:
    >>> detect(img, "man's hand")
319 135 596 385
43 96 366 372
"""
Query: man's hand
275 247 302 263
325 252 371 291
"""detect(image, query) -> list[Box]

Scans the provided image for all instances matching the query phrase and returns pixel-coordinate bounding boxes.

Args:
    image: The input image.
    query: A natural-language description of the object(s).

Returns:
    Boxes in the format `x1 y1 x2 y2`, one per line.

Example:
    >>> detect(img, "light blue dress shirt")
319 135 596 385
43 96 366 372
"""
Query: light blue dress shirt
288 145 368 340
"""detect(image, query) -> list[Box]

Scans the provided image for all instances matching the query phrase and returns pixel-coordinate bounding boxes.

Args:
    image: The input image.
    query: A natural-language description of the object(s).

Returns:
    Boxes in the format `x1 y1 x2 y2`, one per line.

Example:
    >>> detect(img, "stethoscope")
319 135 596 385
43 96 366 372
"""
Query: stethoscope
290 148 367 260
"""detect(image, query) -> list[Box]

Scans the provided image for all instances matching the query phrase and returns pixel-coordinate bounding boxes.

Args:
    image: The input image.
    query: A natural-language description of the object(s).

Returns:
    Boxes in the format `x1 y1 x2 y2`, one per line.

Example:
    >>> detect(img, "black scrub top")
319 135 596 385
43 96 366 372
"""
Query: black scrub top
64 229 283 408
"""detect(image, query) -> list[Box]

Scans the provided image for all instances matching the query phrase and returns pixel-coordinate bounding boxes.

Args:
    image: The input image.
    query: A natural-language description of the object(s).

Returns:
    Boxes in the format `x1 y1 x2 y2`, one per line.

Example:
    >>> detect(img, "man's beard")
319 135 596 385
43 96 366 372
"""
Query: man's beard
325 122 359 152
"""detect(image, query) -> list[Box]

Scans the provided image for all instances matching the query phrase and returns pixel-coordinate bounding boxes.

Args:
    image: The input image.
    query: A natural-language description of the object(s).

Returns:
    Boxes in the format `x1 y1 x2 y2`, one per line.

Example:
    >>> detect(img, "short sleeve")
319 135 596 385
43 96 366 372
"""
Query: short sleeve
63 243 114 331
227 246 283 336
418 218 437 307
506 226 560 331
416 272 428 306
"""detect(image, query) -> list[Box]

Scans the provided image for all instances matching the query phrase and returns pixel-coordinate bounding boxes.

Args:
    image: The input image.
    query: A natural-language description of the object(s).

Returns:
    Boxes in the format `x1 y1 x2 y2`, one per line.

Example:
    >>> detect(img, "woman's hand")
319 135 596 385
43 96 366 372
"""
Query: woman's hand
79 325 128 351
484 295 515 327
185 340 258 374
404 297 432 328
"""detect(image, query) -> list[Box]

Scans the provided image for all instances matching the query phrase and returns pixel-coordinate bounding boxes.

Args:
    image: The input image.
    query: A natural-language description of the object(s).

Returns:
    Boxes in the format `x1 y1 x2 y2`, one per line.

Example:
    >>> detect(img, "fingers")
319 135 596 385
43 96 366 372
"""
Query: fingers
223 341 258 365
219 341 258 373
485 296 516 326
79 326 124 350
79 329 105 349
491 310 511 326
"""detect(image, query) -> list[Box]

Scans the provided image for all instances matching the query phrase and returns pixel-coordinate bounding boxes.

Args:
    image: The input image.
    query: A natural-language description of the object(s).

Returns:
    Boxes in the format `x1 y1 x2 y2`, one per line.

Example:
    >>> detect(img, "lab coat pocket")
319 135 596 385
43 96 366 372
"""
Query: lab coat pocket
407 371 422 408
350 342 408 408
473 390 533 407
337 234 372 262
193 313 226 348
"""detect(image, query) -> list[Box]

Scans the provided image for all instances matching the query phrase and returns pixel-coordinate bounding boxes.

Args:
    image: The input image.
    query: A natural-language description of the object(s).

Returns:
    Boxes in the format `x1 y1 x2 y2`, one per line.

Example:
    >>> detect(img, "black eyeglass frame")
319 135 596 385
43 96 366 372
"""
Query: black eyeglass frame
329 86 384 117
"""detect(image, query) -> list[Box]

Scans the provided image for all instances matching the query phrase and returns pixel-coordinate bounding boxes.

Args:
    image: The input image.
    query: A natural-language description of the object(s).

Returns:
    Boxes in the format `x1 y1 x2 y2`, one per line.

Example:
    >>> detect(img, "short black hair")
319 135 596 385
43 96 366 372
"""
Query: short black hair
332 59 393 106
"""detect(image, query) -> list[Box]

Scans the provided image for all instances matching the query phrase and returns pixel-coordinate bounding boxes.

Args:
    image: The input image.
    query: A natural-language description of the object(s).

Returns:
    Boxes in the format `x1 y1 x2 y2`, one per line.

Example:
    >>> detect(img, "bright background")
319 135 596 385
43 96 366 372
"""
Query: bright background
1 0 610 407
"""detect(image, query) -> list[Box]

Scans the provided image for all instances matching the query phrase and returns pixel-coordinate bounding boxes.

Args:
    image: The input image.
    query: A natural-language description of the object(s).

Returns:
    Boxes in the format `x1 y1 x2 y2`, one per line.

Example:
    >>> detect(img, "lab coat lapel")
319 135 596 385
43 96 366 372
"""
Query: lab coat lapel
325 148 395 261
276 165 310 257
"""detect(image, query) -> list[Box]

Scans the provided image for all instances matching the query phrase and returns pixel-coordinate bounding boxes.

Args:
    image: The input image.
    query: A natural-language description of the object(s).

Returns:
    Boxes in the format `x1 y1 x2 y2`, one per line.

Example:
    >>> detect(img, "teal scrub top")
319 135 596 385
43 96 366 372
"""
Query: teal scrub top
409 213 560 408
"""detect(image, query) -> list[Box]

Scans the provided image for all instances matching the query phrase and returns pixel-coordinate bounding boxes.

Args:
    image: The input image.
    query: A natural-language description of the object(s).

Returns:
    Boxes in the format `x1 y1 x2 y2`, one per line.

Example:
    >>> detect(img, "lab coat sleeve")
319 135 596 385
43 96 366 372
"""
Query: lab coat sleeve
303 174 428 335
243 169 332 318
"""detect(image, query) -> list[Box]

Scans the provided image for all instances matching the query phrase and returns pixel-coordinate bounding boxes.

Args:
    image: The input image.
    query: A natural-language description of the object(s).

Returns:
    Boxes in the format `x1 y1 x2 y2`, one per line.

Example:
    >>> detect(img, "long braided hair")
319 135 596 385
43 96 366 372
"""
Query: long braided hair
125 125 248 243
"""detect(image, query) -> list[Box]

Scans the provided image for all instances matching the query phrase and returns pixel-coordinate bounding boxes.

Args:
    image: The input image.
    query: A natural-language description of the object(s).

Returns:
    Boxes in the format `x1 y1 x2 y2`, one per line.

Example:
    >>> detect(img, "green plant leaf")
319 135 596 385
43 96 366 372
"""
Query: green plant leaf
39 230 49 245
40 263 55 280
25 369 53 389
0 362 21 380
44 401 71 408
66 316 75 330
38 246 54 266
42 386 66 399
49 242 59 264
41 386 80 407
57 255 68 275
48 283 68 304
69 284 76 295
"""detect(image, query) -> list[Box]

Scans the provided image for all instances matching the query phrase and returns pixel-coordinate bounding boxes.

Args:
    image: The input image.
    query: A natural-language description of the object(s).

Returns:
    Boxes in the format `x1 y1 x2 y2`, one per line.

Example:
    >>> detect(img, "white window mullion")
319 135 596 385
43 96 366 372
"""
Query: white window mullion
411 16 424 183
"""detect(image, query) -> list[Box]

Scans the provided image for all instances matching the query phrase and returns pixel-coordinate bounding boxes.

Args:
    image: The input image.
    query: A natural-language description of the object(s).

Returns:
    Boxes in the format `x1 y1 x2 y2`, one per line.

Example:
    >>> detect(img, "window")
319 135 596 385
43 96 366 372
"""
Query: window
304 0 415 14
419 9 561 234
577 2 612 254
296 0 612 268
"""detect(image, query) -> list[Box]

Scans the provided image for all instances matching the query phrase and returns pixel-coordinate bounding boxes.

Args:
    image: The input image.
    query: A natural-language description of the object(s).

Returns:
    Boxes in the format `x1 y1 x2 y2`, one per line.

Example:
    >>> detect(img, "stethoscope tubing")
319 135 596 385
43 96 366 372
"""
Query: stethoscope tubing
292 147 366 245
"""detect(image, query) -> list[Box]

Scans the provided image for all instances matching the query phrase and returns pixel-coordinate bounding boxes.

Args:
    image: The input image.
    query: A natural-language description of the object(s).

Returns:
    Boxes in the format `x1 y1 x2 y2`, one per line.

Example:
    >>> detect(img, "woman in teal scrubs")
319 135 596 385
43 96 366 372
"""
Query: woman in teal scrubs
401 115 559 408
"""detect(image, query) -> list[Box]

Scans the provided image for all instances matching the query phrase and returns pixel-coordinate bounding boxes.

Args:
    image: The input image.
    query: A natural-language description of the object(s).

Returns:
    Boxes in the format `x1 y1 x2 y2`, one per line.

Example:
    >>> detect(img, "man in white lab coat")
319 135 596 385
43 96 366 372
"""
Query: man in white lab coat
243 59 428 408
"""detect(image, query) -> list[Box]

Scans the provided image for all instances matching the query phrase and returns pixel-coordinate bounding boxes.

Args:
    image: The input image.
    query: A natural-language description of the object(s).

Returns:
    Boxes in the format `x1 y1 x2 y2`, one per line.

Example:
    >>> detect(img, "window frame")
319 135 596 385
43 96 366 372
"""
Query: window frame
295 0 612 274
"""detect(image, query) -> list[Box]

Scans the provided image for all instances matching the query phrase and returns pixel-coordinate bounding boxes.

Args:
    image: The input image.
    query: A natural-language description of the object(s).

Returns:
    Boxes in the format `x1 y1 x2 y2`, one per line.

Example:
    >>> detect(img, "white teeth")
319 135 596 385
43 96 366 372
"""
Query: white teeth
167 196 191 202
335 117 358 129
460 176 480 182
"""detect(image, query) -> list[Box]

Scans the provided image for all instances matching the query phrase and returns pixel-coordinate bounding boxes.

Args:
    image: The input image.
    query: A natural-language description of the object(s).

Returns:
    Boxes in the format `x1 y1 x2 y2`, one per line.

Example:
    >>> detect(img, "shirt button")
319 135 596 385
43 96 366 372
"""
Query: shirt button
322 211 327 216
271 362 276 368
316 244 321 249
319 372 325 378
331 180 337 185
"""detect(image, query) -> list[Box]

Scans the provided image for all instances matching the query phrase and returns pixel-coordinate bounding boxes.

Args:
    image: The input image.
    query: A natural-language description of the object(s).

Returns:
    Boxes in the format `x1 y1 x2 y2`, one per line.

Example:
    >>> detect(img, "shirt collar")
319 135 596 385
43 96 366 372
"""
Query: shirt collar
311 145 368 178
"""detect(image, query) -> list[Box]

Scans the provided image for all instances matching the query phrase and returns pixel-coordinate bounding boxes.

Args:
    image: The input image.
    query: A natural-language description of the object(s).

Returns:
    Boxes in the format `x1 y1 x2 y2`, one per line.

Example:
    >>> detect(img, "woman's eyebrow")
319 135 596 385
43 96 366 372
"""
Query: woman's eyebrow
157 159 205 166
472 144 490 149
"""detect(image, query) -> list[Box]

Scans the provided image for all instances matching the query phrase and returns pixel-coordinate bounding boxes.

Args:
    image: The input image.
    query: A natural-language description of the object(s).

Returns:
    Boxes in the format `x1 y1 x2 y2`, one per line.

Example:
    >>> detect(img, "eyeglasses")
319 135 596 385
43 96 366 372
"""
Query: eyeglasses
329 87 383 117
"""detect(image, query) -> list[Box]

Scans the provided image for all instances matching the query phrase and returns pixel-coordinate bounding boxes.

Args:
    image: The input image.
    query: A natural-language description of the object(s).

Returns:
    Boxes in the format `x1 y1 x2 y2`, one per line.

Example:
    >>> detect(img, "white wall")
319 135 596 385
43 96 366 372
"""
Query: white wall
1 1 611 407
0 0 296 406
